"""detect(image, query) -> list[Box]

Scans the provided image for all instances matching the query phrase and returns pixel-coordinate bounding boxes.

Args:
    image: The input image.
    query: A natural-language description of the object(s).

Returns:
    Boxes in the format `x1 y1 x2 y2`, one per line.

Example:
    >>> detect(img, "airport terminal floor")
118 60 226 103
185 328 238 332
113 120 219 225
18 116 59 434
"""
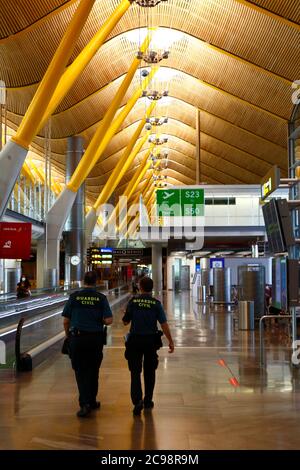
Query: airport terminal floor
1 292 300 451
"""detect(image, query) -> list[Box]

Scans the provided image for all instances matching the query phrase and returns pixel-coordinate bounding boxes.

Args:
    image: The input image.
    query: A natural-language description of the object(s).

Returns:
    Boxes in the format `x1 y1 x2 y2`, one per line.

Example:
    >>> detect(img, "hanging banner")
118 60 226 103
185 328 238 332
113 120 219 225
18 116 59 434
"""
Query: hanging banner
0 223 32 260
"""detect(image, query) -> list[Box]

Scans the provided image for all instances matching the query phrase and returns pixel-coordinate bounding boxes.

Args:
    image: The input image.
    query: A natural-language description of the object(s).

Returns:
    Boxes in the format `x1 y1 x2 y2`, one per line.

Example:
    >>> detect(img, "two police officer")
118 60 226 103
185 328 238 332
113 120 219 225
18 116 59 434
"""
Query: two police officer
123 276 174 415
62 271 113 418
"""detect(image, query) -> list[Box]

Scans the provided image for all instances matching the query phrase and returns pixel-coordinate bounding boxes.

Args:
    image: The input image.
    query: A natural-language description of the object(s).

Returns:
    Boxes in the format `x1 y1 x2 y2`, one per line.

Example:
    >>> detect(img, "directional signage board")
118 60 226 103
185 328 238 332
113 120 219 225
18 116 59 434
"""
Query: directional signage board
181 189 205 216
156 188 205 217
156 189 181 216
260 165 280 200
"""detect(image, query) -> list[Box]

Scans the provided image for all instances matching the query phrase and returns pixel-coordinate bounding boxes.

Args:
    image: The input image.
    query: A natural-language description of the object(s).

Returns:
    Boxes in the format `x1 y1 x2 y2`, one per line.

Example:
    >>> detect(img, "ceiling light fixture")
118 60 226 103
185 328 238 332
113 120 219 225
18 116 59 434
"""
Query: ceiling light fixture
148 136 168 145
150 150 168 160
137 49 169 64
142 90 169 101
146 117 168 126
130 0 168 7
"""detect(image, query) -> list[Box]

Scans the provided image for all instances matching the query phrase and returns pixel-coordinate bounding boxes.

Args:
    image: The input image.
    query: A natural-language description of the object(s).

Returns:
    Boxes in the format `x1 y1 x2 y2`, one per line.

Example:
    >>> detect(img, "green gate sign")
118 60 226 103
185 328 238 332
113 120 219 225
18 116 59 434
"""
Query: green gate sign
156 189 181 216
181 189 205 216
156 188 205 217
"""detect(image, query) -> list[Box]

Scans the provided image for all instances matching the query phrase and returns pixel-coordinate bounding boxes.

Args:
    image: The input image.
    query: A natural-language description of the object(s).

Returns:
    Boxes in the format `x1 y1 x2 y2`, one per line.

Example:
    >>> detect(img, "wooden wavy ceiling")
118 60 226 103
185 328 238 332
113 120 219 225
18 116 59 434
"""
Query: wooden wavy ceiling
1 0 299 202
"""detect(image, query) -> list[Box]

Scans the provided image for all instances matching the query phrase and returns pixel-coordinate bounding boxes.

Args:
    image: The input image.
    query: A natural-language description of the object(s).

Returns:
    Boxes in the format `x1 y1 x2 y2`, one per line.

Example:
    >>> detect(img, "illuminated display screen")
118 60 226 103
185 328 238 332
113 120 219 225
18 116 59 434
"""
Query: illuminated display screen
88 247 113 266
262 199 294 254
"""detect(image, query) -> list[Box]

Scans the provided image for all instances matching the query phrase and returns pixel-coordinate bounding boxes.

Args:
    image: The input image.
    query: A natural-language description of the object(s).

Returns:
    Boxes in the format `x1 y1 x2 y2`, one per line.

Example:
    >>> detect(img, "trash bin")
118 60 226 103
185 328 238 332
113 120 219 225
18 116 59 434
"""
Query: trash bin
238 301 254 330
197 285 206 303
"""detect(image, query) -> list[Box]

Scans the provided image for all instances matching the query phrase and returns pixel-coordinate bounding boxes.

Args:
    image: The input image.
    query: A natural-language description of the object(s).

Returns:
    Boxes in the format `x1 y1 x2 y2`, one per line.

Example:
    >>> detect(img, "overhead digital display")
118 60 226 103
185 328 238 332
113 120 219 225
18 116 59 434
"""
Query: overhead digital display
262 199 295 254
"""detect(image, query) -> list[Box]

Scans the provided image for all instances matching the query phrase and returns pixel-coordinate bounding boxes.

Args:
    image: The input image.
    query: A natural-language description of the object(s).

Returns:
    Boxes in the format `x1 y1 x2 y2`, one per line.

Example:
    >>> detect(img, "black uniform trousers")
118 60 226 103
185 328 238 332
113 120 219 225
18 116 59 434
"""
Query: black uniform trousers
69 332 103 407
125 335 159 405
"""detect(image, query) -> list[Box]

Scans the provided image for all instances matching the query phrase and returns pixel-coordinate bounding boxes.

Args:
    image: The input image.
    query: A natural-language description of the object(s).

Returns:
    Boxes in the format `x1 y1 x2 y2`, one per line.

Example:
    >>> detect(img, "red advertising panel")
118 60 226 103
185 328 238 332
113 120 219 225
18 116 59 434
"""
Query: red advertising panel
127 265 133 280
0 223 32 260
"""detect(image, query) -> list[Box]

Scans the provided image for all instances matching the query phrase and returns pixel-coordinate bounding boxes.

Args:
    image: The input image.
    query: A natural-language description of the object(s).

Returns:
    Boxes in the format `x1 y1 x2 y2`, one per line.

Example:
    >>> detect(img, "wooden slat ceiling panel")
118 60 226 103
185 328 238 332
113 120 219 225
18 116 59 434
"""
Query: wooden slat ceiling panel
0 2 80 86
166 148 195 169
200 149 258 184
1 0 299 85
155 120 196 144
163 167 194 185
164 163 196 183
198 162 239 185
5 33 293 122
250 0 300 23
108 0 300 80
200 134 272 177
103 144 197 192
168 39 292 119
162 136 195 159
28 93 286 170
93 121 144 164
164 148 195 171
0 0 69 39
8 71 287 149
171 77 288 147
199 111 286 165
79 99 197 146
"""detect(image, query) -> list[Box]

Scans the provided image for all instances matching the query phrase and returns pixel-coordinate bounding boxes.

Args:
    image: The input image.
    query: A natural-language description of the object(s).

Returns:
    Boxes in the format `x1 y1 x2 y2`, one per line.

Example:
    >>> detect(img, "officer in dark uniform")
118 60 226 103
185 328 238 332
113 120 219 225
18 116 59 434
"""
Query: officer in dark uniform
123 276 174 416
62 271 113 418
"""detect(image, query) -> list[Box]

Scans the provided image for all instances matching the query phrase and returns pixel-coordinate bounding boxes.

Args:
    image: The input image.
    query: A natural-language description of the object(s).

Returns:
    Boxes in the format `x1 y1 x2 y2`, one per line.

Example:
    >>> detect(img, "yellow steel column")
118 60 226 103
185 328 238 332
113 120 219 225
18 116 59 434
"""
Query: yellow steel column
40 0 137 130
12 0 96 149
105 148 152 233
67 66 157 192
92 103 156 211
93 131 150 211
117 158 152 234
123 153 152 201
92 102 156 210
123 180 152 239
145 185 156 207
127 217 139 239
147 192 156 210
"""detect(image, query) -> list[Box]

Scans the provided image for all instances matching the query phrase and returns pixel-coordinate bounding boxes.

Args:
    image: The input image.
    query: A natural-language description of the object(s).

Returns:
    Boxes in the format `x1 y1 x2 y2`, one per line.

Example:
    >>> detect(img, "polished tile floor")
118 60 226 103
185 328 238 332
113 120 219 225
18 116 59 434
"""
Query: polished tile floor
1 291 300 450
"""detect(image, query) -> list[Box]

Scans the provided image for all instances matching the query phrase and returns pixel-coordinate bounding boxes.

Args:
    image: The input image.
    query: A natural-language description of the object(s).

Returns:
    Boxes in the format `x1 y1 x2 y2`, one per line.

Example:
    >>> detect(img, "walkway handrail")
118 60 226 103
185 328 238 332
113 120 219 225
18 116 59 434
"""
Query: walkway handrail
13 286 131 372
15 317 33 372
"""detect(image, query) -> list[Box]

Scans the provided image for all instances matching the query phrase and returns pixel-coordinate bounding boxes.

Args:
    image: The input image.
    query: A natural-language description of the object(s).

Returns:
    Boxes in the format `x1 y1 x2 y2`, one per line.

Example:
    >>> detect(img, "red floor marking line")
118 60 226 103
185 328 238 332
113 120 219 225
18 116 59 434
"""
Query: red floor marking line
229 377 240 387
218 359 227 367
219 358 240 387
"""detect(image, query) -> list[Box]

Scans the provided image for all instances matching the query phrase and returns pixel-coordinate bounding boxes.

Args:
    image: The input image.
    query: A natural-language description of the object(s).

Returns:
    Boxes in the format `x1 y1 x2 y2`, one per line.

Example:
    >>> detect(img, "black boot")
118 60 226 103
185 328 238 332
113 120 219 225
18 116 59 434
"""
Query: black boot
77 404 91 418
133 400 144 416
90 401 101 410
